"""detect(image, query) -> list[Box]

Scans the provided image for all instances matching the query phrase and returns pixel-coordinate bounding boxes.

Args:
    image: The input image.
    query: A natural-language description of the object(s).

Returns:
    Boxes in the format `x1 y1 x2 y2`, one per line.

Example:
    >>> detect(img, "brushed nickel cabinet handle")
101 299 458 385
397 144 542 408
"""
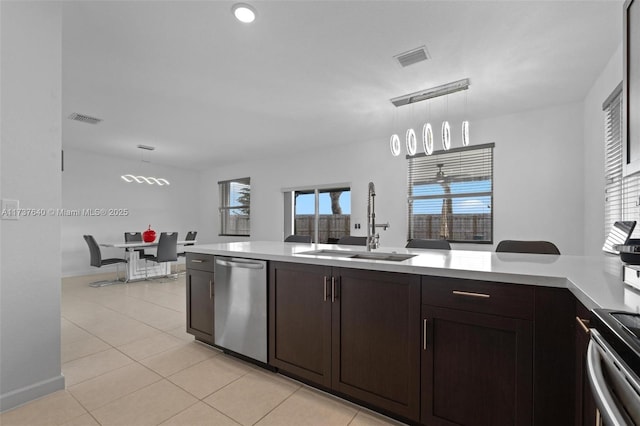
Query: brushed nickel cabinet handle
331 276 336 303
191 259 204 263
576 316 590 334
323 276 328 302
423 319 427 350
452 290 490 299
209 279 213 299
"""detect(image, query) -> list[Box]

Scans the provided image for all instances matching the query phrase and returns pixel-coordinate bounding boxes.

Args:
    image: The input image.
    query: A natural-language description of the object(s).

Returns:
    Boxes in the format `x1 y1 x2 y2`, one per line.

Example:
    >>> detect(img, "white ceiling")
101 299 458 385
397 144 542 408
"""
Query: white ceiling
62 0 623 170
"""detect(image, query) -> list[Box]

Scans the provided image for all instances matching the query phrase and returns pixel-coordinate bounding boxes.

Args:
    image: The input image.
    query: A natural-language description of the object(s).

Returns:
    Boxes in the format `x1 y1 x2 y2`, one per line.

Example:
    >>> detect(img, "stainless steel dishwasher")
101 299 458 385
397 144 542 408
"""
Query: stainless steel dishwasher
214 256 267 364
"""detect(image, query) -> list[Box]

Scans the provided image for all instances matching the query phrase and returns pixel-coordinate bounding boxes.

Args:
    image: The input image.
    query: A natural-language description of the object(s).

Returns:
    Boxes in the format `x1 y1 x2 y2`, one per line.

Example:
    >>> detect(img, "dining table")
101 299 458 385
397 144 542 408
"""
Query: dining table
100 240 196 282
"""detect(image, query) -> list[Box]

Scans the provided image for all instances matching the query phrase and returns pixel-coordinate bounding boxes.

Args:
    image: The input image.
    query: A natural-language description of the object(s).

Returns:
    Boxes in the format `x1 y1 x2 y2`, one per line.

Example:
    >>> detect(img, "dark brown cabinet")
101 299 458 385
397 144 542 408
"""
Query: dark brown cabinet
269 262 421 422
421 276 534 426
186 253 215 344
575 301 597 426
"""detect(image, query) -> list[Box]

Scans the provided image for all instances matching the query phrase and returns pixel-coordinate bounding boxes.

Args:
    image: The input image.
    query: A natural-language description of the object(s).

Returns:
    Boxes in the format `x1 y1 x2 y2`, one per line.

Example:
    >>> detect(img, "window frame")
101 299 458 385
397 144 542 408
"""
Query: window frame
407 143 494 244
282 183 351 243
218 177 251 237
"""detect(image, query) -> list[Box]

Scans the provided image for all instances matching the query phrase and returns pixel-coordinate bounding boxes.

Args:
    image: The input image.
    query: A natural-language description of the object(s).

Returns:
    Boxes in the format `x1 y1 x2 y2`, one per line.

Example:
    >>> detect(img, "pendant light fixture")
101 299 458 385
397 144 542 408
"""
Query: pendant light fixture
422 123 434 155
120 145 171 186
390 134 401 156
388 78 470 157
461 90 470 146
441 121 451 150
406 128 417 155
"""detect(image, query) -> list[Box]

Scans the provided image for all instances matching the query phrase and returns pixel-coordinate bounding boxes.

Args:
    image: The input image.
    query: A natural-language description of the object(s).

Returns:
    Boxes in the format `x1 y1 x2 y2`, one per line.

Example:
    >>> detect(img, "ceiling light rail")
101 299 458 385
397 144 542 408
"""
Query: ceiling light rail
390 78 470 108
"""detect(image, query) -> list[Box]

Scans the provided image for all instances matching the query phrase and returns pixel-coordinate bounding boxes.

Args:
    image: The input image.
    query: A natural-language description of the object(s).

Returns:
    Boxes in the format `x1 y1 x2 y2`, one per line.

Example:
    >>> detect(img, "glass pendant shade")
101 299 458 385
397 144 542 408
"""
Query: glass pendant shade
442 121 451 150
422 123 434 155
406 128 417 156
462 120 470 146
390 134 401 156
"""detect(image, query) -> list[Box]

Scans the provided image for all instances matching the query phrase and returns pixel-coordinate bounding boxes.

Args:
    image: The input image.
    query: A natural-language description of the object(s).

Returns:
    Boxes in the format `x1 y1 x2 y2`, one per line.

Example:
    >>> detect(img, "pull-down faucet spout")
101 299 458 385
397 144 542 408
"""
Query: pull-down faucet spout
367 182 378 251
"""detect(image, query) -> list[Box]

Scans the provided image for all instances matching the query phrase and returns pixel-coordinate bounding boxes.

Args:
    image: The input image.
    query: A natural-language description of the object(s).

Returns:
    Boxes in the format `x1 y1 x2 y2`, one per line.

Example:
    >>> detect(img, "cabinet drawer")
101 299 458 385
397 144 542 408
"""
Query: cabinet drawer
422 276 534 320
186 253 215 272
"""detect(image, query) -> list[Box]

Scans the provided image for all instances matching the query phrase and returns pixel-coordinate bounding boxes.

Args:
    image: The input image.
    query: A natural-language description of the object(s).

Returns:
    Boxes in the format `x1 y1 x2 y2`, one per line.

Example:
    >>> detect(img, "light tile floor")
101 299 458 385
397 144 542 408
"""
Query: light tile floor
0 273 406 426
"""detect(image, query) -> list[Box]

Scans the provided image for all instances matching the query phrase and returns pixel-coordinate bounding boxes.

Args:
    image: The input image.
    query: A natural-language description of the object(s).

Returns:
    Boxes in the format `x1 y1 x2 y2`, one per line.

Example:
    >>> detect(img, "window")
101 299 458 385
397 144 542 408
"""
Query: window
219 177 250 236
604 84 623 237
407 143 494 243
284 185 351 243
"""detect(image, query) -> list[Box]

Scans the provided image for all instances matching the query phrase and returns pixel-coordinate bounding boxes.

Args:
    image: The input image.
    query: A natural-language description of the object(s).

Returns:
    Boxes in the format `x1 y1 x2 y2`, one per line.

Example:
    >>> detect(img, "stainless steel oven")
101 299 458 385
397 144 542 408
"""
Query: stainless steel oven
588 310 640 425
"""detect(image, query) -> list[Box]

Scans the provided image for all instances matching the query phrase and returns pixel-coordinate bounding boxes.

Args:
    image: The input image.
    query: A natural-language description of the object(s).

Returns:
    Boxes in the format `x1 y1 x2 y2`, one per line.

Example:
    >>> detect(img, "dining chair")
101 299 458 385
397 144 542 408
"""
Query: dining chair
406 238 451 250
146 232 178 279
495 240 560 255
336 236 367 246
177 231 197 258
124 232 153 260
284 234 312 243
83 235 128 287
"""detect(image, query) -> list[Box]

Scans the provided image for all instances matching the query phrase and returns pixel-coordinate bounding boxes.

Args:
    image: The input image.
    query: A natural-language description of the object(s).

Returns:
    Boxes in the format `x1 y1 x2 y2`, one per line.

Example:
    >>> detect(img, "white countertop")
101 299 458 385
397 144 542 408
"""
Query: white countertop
185 241 640 312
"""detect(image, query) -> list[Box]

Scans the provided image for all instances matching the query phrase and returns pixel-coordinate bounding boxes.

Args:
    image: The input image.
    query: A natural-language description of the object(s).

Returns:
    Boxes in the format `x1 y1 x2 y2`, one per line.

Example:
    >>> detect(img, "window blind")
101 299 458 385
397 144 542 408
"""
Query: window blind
603 85 623 238
407 143 494 243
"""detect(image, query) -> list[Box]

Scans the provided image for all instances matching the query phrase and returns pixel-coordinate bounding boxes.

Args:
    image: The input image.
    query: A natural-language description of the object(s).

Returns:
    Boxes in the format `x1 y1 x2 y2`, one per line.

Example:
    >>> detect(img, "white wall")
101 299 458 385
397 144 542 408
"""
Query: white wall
583 44 623 256
0 1 65 411
199 101 586 255
61 148 200 276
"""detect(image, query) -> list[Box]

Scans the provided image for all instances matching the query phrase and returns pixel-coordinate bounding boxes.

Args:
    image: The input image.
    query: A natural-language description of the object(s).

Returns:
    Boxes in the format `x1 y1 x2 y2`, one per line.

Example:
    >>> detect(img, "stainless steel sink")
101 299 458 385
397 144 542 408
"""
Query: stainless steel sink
298 249 416 262
350 253 416 262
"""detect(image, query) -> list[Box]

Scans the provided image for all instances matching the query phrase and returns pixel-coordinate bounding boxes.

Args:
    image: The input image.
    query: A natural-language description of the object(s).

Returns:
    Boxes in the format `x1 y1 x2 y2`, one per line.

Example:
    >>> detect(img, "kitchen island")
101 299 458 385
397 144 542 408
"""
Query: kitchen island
184 240 637 311
184 241 636 426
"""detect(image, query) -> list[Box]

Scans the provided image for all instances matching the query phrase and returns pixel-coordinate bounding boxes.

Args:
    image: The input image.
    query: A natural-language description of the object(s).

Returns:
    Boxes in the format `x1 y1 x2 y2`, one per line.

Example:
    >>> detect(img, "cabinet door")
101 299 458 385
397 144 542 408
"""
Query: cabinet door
332 268 421 421
422 305 533 426
269 262 332 388
186 268 214 344
575 302 597 426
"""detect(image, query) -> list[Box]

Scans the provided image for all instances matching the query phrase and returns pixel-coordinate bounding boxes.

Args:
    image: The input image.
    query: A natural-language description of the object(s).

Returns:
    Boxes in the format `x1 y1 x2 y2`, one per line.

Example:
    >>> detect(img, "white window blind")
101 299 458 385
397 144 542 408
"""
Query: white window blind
407 143 494 243
603 84 623 237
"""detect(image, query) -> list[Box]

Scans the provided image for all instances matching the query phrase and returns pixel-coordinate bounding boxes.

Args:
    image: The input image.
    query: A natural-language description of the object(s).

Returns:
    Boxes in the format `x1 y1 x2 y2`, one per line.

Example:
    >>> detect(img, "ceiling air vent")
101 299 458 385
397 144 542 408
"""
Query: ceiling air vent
68 112 102 124
394 46 430 68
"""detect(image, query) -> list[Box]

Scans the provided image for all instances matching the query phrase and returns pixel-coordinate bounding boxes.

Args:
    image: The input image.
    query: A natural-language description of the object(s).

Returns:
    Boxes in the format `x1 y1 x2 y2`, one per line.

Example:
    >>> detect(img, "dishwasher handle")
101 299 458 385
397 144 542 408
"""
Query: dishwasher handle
215 258 265 270
587 331 634 426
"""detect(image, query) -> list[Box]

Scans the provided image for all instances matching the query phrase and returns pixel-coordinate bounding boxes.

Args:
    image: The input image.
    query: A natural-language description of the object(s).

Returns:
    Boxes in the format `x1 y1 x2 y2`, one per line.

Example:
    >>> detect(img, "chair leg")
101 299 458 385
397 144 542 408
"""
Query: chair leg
88 266 124 287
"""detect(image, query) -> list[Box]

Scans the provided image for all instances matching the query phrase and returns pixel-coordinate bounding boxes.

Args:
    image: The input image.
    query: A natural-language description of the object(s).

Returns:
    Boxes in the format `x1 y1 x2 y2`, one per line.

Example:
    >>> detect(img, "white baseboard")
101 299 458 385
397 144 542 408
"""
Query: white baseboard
0 374 65 412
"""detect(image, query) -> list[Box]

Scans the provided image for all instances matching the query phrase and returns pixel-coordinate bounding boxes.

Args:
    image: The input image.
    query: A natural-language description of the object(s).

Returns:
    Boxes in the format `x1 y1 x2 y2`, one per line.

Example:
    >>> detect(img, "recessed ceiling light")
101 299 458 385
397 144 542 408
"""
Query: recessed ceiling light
232 3 256 23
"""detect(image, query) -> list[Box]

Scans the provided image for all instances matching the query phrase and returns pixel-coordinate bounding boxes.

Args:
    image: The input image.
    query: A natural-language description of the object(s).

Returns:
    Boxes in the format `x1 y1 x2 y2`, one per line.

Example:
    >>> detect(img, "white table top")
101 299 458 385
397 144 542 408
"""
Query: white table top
101 240 196 249
184 240 639 312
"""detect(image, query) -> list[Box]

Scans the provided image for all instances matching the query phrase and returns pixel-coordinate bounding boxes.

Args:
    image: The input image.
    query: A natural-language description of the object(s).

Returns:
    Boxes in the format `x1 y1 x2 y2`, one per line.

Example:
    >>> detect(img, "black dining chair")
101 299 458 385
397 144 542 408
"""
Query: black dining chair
284 234 312 243
146 232 178 279
406 239 451 250
177 231 197 258
124 232 153 260
336 236 367 246
495 240 560 255
83 235 128 287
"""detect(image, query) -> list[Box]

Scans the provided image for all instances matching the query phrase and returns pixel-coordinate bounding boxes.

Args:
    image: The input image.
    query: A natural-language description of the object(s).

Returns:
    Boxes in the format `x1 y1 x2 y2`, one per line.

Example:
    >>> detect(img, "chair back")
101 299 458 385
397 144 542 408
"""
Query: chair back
406 239 451 250
156 232 178 262
124 232 142 242
83 235 102 267
337 236 367 246
284 234 312 243
495 240 560 255
185 231 197 246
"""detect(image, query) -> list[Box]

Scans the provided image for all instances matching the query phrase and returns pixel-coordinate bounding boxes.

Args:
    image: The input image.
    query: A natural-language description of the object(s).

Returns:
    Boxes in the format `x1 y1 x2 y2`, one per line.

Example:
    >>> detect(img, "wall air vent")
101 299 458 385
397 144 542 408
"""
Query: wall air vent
394 46 430 68
68 112 102 124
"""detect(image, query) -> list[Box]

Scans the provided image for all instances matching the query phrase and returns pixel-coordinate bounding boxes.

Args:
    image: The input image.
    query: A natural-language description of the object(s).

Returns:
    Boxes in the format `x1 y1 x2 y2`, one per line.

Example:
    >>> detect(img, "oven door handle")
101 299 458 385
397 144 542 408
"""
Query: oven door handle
587 338 629 426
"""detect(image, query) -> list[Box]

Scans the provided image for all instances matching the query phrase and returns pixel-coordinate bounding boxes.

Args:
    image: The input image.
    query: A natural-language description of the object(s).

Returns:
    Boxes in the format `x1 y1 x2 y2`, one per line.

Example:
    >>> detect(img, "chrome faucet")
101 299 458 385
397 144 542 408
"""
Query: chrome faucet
367 182 378 251
366 182 389 251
